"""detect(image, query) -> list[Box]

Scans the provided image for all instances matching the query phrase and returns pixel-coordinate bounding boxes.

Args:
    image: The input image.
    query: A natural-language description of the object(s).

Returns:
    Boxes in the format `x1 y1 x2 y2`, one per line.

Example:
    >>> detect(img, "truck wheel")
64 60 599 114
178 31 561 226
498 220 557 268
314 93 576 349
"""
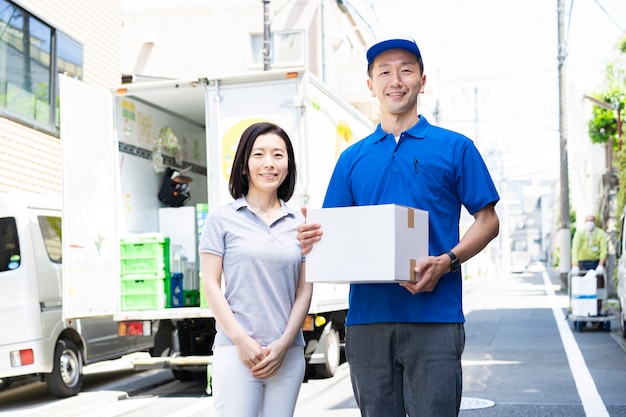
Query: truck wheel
172 370 194 381
46 339 83 398
152 320 174 357
173 369 208 382
0 378 12 391
621 314 626 338
314 327 340 378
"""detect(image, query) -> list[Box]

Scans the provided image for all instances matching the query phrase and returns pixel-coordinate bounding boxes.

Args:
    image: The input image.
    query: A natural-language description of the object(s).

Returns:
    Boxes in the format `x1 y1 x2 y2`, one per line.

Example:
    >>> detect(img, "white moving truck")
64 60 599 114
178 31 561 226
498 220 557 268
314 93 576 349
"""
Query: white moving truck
0 194 154 398
59 69 372 381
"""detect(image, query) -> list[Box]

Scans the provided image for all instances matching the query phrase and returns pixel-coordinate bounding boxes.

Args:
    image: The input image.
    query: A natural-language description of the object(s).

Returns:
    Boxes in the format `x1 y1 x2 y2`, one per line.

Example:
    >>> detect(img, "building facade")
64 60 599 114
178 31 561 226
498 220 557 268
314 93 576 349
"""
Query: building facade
1 0 385 194
120 0 380 120
0 0 123 194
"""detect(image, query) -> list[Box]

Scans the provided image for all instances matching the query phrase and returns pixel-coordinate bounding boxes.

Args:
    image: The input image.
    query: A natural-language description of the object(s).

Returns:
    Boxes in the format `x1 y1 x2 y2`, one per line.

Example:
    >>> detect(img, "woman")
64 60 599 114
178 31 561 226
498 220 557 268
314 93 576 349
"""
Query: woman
199 122 312 417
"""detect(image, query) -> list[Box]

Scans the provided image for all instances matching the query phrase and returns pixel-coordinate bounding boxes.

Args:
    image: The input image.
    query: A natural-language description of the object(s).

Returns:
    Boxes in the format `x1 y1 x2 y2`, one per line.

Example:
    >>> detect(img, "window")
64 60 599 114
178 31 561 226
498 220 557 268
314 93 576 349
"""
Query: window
37 215 62 263
511 239 528 252
0 217 20 272
0 0 83 133
249 30 304 67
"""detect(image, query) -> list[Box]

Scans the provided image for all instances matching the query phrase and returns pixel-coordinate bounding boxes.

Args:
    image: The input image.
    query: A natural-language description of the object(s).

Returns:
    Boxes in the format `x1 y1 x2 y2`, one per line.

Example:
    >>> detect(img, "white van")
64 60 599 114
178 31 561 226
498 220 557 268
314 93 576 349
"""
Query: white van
615 209 626 338
0 194 153 398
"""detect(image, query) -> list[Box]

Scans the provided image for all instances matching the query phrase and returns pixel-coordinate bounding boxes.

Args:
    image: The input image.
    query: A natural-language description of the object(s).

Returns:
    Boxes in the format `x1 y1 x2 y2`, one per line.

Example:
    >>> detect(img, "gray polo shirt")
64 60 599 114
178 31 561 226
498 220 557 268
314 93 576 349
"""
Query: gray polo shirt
198 197 305 347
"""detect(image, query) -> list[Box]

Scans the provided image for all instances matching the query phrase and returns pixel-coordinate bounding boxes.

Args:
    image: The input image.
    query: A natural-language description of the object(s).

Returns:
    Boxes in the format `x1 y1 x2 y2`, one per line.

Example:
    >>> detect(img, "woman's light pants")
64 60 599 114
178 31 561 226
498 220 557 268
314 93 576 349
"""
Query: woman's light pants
211 345 305 417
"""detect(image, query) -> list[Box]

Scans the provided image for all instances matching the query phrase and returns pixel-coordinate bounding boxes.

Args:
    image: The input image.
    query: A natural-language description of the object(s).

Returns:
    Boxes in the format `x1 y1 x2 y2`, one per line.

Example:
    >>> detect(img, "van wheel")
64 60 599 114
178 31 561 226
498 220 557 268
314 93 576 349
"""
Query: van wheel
314 327 340 378
46 339 83 398
621 313 626 339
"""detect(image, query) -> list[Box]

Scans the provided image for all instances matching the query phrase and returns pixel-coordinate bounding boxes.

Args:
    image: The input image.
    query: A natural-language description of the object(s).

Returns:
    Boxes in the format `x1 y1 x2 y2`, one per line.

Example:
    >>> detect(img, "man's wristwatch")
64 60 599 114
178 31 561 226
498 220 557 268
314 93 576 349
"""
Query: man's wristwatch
446 250 460 273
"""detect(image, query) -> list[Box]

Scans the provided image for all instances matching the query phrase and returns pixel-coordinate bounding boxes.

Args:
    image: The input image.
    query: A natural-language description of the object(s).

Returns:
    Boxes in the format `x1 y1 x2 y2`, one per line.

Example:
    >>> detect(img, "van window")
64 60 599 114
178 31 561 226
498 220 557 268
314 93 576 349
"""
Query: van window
37 216 62 263
0 217 20 272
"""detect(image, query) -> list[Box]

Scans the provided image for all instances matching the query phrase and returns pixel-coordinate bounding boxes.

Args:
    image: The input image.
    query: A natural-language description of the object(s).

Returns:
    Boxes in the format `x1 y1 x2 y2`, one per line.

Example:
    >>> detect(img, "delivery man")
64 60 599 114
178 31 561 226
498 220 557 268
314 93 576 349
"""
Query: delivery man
571 214 608 276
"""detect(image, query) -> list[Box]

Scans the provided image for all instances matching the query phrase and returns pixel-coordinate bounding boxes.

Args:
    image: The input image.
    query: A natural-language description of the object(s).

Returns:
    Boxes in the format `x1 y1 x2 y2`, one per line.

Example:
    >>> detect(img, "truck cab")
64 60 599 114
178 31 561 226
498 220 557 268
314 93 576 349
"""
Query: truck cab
0 194 153 397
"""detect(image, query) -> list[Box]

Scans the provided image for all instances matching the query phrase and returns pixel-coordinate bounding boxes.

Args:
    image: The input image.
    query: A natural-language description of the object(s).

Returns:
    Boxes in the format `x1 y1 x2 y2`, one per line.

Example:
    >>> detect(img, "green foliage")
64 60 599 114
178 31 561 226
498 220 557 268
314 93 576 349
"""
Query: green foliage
587 104 617 145
588 36 626 288
586 55 626 228
586 86 625 148
616 146 626 230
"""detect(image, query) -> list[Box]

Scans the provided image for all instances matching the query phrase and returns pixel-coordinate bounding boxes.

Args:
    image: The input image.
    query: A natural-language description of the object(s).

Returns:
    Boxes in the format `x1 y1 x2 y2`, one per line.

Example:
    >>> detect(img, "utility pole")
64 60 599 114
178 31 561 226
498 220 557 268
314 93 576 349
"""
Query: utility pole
262 0 271 71
473 85 479 145
557 0 571 289
321 0 328 82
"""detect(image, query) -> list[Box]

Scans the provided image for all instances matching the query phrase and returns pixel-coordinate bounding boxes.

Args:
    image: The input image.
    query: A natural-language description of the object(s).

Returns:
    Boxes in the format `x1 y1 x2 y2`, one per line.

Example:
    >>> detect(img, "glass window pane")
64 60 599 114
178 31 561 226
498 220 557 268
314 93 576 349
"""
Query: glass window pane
249 34 263 65
0 1 52 125
55 32 83 127
274 31 303 65
250 31 304 67
37 215 62 263
0 217 21 272
57 32 83 79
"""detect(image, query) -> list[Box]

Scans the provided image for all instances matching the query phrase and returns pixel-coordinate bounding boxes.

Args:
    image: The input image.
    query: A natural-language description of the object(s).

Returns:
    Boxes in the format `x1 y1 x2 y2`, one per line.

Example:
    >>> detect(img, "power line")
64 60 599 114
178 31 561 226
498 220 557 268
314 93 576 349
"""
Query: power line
593 0 626 32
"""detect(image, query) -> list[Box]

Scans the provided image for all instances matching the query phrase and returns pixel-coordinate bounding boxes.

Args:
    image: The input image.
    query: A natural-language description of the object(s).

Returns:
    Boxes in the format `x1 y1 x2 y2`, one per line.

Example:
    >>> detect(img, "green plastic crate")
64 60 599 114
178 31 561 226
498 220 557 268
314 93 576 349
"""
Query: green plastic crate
121 233 169 253
199 274 209 308
183 290 200 307
120 234 170 276
121 275 165 295
120 275 183 310
120 257 169 276
121 292 166 311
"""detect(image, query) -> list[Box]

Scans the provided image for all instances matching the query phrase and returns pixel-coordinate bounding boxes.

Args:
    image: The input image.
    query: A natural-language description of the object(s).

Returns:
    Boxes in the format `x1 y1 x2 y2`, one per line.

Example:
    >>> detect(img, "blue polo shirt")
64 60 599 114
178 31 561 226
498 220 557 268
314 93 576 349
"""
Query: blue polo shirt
323 116 499 324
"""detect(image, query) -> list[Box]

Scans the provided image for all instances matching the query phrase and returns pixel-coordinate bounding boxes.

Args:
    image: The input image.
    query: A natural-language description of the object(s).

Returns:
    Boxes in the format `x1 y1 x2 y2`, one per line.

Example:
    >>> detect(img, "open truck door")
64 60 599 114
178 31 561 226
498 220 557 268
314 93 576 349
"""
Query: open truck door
59 75 119 319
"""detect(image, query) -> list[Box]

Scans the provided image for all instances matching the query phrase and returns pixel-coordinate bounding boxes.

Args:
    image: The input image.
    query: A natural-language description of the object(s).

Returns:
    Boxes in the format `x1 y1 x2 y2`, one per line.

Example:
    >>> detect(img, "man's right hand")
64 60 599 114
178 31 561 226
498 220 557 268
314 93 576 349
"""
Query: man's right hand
297 207 323 255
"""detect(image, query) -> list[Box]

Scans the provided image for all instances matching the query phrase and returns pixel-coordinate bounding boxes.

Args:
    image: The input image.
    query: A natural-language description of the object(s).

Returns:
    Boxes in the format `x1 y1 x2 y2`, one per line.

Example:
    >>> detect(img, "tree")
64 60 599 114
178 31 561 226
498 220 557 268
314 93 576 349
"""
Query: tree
587 38 626 219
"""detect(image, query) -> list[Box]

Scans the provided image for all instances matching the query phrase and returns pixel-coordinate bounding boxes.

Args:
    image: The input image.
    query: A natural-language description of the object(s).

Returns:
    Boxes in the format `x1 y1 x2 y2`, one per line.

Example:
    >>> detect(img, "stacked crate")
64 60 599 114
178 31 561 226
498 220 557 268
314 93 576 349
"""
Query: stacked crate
195 203 210 308
120 233 171 311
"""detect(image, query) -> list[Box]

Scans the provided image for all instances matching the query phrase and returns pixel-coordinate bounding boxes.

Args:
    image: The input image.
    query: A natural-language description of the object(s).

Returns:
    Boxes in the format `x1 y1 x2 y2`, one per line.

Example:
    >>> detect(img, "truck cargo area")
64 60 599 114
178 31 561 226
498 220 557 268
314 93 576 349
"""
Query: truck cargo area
59 69 372 380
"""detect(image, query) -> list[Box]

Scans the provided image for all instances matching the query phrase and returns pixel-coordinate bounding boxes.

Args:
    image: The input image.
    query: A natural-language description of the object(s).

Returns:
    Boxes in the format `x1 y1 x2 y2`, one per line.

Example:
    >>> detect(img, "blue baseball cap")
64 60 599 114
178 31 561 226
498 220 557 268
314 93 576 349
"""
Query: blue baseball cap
366 33 422 65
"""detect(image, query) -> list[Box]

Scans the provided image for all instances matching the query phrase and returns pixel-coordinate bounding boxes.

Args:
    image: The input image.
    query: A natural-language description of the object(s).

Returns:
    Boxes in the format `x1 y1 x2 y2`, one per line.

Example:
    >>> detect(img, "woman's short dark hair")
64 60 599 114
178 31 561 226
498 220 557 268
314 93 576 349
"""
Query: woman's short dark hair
228 122 297 201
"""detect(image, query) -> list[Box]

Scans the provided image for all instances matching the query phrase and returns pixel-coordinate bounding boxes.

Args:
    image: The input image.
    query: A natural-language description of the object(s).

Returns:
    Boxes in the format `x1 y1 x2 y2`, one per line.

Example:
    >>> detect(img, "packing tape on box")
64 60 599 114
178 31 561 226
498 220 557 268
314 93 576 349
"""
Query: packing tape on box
409 208 417 281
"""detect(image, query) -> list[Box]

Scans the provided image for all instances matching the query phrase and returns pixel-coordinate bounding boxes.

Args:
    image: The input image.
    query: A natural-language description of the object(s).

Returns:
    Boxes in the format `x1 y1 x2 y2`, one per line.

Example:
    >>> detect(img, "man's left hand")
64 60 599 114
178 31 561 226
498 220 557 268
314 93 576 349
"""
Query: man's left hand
596 265 605 276
399 255 449 295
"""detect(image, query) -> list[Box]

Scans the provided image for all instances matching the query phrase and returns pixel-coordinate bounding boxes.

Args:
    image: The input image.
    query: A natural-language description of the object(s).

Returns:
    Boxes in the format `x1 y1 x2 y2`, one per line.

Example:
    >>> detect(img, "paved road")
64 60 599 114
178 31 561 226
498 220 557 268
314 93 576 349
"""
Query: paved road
459 268 626 416
297 267 626 417
2 267 626 416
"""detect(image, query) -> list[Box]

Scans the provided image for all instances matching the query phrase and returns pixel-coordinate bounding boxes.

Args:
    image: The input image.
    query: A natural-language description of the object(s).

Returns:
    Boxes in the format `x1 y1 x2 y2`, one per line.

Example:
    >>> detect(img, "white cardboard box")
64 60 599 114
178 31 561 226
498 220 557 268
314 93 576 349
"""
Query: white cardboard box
571 271 597 297
570 270 598 316
571 297 597 317
305 204 428 283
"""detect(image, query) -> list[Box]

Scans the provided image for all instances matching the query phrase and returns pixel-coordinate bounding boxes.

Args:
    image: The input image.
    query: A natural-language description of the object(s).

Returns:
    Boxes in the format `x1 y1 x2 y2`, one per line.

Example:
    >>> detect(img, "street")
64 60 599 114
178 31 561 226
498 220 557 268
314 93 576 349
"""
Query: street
1 267 626 416
460 267 626 416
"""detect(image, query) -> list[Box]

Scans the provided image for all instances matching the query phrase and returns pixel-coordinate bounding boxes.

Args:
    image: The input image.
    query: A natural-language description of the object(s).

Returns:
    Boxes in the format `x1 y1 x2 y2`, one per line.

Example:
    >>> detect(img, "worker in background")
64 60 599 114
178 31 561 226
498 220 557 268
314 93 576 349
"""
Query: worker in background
571 214 608 276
